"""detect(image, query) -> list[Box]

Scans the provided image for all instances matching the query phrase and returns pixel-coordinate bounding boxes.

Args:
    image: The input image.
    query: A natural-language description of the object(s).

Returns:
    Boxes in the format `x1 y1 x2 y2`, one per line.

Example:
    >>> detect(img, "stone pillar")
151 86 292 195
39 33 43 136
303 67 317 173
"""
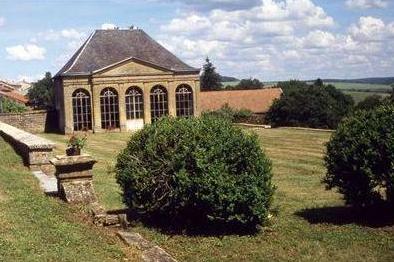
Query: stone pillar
143 83 151 124
50 155 97 204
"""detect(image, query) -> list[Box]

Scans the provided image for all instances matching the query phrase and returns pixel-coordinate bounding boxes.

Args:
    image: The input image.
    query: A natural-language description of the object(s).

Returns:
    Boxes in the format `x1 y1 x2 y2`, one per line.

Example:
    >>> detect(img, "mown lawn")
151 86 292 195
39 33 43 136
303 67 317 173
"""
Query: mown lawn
42 128 394 261
0 137 140 261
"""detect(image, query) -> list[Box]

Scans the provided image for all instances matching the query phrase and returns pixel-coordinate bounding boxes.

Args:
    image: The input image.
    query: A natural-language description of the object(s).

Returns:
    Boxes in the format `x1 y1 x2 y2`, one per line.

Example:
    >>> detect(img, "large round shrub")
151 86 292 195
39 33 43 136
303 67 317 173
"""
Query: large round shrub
116 116 274 228
323 105 394 206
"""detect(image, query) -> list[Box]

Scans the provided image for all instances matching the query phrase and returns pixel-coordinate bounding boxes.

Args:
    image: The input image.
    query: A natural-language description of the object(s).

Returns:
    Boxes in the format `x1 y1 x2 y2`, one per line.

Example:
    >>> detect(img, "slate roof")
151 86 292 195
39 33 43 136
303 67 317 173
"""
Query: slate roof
56 29 200 77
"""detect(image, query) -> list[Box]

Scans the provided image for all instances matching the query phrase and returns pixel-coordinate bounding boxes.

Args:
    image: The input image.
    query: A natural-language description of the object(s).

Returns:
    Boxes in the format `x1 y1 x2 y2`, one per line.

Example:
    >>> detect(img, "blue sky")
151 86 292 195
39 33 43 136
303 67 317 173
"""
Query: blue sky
0 0 393 81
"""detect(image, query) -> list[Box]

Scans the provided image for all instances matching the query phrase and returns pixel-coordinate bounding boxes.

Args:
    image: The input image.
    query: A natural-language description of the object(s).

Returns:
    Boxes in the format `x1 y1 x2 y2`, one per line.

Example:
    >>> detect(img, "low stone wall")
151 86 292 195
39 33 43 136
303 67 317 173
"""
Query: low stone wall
0 121 56 172
0 110 57 133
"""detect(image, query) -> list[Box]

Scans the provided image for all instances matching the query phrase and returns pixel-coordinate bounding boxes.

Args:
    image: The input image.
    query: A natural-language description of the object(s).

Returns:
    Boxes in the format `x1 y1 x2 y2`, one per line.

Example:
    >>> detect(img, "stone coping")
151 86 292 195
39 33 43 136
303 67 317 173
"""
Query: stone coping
50 154 97 166
0 121 55 149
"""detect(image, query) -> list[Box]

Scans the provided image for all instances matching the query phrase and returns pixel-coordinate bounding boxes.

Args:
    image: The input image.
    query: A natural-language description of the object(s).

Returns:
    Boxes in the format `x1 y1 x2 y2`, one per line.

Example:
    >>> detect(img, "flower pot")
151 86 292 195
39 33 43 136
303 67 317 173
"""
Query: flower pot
66 147 81 156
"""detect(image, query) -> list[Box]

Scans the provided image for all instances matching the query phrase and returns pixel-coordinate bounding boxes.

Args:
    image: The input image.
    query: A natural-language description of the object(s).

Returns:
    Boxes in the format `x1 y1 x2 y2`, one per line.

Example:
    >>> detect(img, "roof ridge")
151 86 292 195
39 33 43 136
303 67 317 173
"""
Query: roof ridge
64 31 96 74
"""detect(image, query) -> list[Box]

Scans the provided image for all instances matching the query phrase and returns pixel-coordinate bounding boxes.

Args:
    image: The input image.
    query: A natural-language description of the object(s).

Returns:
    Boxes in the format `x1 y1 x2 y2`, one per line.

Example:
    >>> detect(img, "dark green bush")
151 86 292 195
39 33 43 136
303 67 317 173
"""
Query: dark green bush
266 84 354 129
116 116 274 228
323 105 394 206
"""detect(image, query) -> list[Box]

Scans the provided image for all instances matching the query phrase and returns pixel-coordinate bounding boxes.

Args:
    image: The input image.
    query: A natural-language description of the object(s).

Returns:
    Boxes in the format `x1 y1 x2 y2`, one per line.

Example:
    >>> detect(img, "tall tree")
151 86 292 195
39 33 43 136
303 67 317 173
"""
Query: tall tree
28 72 54 109
200 57 222 91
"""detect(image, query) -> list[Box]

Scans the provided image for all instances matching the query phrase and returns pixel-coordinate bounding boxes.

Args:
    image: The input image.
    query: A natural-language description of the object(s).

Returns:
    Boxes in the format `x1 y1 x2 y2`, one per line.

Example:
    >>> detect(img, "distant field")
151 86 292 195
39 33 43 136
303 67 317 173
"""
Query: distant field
326 82 392 92
343 91 390 104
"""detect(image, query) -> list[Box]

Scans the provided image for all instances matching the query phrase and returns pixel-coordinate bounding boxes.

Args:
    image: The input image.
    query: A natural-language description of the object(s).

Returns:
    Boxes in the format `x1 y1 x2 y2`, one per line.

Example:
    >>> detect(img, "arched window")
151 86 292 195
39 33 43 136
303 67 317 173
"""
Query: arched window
176 84 194 117
100 87 119 129
125 87 144 119
150 85 168 121
72 89 92 131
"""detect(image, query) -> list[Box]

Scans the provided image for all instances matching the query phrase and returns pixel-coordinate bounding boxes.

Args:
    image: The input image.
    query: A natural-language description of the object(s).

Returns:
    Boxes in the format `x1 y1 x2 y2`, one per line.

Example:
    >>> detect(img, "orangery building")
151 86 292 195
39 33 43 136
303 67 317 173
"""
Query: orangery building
54 28 200 134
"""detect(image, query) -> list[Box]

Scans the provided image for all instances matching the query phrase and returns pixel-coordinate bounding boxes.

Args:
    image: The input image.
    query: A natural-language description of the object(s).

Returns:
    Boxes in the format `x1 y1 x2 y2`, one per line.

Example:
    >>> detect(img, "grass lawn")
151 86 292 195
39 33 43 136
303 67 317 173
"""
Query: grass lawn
343 90 390 104
0 137 140 261
41 128 394 261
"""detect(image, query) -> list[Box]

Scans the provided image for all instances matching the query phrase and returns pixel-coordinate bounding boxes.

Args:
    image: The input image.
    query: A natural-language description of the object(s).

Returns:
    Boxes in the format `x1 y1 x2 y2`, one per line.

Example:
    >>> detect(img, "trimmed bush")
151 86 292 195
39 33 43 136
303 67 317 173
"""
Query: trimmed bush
116 116 274 228
323 105 394 206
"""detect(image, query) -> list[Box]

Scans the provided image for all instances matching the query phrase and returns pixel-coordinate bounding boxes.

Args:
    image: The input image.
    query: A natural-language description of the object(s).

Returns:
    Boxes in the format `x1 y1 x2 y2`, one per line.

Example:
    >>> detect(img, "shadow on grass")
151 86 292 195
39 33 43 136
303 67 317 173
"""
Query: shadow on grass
295 204 394 228
107 208 260 237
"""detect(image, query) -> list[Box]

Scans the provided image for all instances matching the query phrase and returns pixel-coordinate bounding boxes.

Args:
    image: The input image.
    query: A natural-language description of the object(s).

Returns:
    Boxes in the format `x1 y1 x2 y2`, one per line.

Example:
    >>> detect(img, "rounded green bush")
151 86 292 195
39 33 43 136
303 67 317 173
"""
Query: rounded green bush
116 116 275 228
323 105 394 206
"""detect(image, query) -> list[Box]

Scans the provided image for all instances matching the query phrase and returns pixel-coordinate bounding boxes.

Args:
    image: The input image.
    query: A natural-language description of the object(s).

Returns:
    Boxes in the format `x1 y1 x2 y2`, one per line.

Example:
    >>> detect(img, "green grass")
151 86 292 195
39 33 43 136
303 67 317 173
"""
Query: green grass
0 137 139 261
41 128 394 261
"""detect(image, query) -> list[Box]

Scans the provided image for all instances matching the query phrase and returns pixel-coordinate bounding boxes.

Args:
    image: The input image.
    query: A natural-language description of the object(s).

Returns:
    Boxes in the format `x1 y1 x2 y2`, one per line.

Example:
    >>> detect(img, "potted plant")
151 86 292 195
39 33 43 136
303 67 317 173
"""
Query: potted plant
66 133 87 156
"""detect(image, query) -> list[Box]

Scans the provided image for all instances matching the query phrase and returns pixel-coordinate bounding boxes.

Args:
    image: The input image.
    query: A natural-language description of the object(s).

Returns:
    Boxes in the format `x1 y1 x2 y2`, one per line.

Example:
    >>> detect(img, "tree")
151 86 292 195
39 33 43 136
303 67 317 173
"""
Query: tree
28 72 54 109
314 78 324 87
226 78 264 90
276 80 308 95
266 83 354 129
200 57 222 91
355 94 383 111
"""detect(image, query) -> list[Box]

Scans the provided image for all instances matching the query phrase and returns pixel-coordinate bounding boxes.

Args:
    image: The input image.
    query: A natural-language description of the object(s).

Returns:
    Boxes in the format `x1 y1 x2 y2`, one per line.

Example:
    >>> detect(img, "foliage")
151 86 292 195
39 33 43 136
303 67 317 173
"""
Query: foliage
324 105 394 206
116 116 274 228
203 104 253 122
314 78 324 87
276 80 309 95
266 83 354 129
225 78 264 90
27 72 54 109
355 94 383 111
200 57 223 91
0 97 27 113
67 133 87 149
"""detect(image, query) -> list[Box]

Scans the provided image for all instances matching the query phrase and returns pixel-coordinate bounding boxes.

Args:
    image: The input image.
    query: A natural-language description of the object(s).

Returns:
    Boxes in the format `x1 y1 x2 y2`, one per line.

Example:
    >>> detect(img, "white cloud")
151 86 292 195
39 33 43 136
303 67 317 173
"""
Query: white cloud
61 28 85 39
302 30 336 48
0 17 5 27
38 28 86 41
6 44 46 61
101 23 117 29
349 16 386 41
17 73 45 82
157 1 394 79
346 0 388 9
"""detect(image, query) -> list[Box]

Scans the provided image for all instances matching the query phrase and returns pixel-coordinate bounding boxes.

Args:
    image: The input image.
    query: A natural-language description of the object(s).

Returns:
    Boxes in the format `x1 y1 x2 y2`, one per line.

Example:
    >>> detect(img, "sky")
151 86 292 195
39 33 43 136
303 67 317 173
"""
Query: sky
0 0 393 82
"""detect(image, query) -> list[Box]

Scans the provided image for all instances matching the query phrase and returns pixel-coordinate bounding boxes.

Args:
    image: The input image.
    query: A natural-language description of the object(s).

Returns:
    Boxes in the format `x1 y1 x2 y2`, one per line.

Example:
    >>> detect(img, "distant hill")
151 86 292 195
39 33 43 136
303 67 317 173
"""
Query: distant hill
322 77 394 85
220 76 239 82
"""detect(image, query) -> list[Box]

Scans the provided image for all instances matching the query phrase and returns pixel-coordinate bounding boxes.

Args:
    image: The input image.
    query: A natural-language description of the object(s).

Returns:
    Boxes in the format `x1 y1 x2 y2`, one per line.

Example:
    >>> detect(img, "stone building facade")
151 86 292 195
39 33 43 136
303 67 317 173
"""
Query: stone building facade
54 29 200 134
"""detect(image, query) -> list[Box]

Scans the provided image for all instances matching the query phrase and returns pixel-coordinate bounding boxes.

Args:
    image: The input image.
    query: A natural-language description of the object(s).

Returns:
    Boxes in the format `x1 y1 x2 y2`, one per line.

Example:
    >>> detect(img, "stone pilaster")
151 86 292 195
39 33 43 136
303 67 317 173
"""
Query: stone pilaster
50 155 97 204
143 82 151 124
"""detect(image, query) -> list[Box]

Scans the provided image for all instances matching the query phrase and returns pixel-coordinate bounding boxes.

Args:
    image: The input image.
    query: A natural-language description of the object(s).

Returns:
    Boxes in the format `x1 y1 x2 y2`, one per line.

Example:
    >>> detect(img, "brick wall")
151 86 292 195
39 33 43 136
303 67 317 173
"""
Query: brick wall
0 110 57 133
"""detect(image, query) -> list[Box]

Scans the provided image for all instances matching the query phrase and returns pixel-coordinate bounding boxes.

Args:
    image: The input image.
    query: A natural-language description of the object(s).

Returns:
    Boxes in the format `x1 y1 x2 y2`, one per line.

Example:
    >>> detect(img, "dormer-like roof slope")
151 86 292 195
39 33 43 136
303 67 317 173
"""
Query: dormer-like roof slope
56 29 199 77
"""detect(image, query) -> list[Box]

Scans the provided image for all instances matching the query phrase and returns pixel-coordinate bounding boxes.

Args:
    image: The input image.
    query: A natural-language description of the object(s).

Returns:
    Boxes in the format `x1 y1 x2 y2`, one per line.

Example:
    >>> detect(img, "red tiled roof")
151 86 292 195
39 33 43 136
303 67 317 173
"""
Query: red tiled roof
0 87 29 104
199 88 282 113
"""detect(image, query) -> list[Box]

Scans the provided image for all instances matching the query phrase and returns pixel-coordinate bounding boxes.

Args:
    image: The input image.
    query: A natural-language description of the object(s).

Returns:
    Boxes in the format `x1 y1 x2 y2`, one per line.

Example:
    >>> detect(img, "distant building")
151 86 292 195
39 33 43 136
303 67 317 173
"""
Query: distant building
54 28 201 134
0 80 29 105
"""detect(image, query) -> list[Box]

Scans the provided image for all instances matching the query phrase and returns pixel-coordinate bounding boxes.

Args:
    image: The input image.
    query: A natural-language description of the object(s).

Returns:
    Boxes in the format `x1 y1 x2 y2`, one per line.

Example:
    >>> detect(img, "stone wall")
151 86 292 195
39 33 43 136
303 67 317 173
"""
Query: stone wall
0 110 57 133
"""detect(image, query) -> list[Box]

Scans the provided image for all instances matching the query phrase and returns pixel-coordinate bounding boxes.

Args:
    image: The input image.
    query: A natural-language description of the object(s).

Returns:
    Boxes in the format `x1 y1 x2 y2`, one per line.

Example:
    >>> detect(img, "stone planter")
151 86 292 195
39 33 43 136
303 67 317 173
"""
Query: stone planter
50 155 97 204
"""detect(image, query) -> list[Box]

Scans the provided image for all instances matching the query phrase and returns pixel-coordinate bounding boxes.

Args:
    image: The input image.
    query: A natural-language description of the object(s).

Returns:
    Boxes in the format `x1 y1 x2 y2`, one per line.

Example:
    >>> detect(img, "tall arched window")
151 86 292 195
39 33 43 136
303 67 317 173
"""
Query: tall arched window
125 87 144 119
176 84 194 117
150 85 168 121
72 89 92 131
100 87 119 129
